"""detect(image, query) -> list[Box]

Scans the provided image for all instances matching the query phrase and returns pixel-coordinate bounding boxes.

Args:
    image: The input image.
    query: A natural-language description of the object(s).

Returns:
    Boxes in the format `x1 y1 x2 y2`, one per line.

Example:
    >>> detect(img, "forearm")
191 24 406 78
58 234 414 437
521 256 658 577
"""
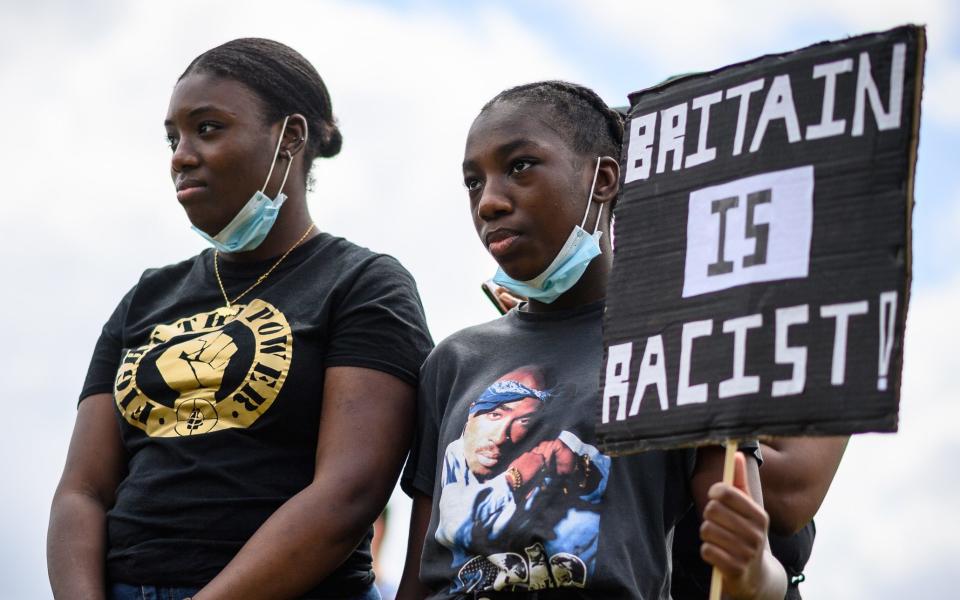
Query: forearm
47 490 109 600
723 548 786 600
396 572 431 600
193 367 415 599
760 437 848 535
759 452 813 536
396 493 432 600
759 547 788 599
48 394 126 600
194 479 380 600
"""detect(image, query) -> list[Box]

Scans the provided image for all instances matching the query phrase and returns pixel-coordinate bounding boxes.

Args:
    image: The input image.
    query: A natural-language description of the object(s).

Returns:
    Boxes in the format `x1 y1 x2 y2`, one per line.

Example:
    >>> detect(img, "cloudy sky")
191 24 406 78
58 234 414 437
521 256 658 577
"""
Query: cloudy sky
1 0 957 597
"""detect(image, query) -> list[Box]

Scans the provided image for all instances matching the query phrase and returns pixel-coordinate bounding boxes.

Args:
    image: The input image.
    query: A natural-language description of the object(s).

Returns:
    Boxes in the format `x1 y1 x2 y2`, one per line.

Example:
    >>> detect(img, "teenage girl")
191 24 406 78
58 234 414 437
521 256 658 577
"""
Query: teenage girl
48 38 433 600
397 81 786 599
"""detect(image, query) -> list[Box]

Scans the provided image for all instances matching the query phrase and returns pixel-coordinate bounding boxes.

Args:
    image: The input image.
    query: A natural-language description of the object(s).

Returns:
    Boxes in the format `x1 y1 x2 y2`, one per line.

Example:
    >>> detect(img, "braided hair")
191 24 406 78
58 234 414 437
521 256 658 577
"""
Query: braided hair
480 80 624 161
180 38 342 177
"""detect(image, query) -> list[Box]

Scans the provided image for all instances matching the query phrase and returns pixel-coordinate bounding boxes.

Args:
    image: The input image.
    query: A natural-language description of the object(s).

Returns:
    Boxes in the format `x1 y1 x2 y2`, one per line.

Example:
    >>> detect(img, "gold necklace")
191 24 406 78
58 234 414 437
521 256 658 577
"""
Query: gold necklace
213 223 316 308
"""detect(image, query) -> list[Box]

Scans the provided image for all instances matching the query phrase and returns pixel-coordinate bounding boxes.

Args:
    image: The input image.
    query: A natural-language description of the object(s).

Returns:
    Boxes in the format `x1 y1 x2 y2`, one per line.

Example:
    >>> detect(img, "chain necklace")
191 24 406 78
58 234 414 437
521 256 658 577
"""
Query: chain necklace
213 223 316 308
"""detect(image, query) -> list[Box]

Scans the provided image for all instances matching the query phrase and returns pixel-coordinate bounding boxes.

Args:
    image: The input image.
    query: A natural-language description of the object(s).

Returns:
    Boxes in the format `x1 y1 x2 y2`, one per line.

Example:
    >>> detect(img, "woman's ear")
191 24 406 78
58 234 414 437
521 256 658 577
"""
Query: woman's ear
282 113 309 158
592 155 621 205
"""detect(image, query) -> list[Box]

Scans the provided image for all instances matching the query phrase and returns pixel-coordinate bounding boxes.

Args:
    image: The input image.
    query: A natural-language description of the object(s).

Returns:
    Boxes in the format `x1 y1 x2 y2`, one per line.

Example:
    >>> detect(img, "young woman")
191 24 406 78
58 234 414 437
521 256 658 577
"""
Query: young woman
397 81 786 599
47 38 433 600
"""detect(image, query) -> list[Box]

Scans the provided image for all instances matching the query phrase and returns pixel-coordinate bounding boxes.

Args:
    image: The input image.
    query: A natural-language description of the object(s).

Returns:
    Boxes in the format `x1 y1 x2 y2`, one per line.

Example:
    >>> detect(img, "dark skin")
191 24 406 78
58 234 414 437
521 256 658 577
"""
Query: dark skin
47 74 416 599
760 436 848 536
165 73 317 263
397 101 786 599
47 394 126 600
463 106 615 314
396 492 433 599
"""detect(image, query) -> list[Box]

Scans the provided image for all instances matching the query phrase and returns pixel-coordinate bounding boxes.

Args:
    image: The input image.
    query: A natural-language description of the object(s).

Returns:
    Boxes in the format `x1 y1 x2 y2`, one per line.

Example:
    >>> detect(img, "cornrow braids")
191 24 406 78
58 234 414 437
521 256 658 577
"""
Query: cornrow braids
481 80 624 161
180 38 342 178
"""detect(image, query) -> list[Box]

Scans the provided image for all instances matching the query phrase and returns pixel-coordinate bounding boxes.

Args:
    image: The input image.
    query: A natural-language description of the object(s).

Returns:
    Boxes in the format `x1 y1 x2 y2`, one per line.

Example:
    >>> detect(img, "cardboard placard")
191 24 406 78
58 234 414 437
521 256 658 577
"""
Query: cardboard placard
597 26 924 454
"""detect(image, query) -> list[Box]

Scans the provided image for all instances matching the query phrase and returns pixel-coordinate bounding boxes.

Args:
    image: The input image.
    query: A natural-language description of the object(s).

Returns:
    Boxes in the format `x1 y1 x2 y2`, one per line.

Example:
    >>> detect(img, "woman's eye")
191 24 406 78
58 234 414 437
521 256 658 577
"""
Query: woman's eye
198 122 218 135
510 159 533 175
464 177 481 192
165 135 178 151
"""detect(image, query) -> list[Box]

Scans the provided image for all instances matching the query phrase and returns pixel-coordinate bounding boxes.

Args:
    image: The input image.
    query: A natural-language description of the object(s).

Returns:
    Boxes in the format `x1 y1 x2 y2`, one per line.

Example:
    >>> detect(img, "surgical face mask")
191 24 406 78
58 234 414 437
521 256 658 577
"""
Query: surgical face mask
192 115 296 253
492 157 605 304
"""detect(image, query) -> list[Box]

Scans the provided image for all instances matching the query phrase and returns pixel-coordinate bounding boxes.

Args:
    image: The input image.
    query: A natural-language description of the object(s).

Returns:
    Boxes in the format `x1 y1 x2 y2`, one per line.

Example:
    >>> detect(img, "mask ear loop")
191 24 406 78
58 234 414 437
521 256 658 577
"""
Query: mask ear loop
260 115 291 197
580 157 604 234
274 121 307 198
275 151 294 196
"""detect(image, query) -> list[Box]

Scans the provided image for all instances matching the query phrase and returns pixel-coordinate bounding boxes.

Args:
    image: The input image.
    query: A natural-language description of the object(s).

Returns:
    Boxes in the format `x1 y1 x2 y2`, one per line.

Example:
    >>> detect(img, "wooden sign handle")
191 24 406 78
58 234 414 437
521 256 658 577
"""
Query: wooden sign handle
708 440 739 600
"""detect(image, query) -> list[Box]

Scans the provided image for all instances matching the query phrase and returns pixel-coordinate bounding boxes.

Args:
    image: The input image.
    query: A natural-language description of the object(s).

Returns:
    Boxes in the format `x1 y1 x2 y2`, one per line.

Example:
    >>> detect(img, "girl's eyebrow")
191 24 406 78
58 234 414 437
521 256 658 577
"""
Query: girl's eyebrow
462 138 544 170
163 105 237 126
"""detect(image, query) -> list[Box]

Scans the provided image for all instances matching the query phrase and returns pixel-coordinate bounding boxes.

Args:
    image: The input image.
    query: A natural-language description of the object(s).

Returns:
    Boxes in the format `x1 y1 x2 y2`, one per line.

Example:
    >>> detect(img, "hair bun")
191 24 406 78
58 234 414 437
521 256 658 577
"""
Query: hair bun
317 122 342 158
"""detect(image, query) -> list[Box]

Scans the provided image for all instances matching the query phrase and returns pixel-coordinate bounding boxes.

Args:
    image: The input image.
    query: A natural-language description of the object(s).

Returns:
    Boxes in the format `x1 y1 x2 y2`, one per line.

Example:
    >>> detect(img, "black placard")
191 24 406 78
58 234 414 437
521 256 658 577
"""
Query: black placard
597 26 924 454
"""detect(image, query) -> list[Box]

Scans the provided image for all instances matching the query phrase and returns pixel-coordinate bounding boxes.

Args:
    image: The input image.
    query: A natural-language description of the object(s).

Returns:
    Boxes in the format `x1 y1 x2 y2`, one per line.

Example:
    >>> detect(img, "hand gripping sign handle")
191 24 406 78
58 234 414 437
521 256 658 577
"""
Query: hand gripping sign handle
708 440 739 600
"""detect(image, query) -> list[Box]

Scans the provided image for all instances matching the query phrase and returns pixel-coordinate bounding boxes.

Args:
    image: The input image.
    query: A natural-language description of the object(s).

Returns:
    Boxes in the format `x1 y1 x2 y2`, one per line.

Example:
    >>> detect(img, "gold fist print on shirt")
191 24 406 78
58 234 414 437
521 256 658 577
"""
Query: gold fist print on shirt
113 299 293 437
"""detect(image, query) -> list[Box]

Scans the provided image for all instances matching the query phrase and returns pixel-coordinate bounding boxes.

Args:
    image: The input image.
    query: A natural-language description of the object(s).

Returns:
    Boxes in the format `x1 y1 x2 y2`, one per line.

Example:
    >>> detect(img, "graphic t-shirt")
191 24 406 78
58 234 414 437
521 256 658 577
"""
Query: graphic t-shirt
81 232 434 595
403 301 696 599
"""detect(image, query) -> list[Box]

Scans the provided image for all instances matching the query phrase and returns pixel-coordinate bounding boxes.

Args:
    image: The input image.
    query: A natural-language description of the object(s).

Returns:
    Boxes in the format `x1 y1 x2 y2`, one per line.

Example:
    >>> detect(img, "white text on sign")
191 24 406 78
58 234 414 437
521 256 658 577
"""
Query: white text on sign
683 166 814 297
624 43 906 183
600 292 898 424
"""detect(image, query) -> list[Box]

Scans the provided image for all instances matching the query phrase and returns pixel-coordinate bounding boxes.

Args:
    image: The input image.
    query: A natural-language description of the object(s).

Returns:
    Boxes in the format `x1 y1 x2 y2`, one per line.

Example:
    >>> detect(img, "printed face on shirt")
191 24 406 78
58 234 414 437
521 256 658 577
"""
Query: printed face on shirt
462 396 542 479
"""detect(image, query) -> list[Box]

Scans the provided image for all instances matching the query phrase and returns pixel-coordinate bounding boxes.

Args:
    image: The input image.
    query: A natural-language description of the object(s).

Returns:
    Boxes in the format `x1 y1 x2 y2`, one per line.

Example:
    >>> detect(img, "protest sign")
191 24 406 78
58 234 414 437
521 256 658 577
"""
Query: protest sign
597 25 925 454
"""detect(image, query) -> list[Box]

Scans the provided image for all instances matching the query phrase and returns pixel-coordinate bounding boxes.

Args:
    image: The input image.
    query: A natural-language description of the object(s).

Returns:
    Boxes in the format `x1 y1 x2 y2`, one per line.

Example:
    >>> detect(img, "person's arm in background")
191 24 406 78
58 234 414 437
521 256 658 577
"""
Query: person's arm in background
692 448 787 600
759 437 848 536
47 394 127 600
193 367 414 600
395 492 433 600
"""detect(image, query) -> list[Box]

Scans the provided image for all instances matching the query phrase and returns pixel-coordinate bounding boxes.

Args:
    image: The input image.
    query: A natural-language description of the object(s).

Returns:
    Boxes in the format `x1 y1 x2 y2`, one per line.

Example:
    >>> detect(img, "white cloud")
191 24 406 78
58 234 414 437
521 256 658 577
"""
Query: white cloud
561 0 954 68
924 60 960 126
559 0 960 130
803 276 960 599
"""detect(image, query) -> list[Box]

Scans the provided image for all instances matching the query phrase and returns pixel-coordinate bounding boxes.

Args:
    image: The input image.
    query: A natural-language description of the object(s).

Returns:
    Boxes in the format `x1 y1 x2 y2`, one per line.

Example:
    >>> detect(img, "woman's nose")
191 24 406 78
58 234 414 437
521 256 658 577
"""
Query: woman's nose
171 137 200 172
476 179 512 221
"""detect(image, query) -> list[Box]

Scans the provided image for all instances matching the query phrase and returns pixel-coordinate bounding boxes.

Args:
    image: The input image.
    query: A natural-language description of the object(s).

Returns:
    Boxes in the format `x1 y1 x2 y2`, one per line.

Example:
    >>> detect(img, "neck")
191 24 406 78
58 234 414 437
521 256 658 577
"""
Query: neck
220 193 316 263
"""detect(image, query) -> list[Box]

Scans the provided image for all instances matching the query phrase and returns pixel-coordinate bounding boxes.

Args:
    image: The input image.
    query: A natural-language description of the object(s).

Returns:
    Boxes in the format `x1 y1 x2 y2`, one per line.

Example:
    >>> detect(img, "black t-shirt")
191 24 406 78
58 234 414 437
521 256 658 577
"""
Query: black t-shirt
402 302 697 599
81 232 434 595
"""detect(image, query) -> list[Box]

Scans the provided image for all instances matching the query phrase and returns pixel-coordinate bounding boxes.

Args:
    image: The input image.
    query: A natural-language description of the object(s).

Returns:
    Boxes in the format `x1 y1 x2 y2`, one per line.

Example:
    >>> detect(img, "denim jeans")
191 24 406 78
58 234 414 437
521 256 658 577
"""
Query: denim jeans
108 584 200 600
108 582 382 600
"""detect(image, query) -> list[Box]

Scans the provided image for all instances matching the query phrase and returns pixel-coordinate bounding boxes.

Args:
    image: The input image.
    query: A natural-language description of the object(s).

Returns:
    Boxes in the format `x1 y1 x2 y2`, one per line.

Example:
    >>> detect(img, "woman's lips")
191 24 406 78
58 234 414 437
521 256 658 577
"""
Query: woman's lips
487 231 520 258
176 185 206 202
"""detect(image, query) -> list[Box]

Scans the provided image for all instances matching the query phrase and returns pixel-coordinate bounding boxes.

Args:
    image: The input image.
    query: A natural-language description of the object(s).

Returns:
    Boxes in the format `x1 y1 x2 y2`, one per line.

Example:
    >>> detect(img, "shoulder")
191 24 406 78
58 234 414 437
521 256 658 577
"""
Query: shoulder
134 252 207 289
310 234 419 289
119 252 207 308
94 253 209 338
315 234 410 273
424 316 514 371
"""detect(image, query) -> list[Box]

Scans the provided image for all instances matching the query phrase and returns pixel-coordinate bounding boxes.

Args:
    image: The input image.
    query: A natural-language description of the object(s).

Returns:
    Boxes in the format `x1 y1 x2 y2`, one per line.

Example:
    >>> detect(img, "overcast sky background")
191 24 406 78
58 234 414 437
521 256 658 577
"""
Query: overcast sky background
1 1 957 597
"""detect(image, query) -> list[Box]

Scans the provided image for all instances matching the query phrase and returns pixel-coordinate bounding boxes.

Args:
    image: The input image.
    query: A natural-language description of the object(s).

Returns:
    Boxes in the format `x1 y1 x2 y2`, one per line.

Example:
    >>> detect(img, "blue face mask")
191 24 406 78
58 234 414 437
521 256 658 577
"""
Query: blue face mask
192 116 297 253
492 157 605 304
